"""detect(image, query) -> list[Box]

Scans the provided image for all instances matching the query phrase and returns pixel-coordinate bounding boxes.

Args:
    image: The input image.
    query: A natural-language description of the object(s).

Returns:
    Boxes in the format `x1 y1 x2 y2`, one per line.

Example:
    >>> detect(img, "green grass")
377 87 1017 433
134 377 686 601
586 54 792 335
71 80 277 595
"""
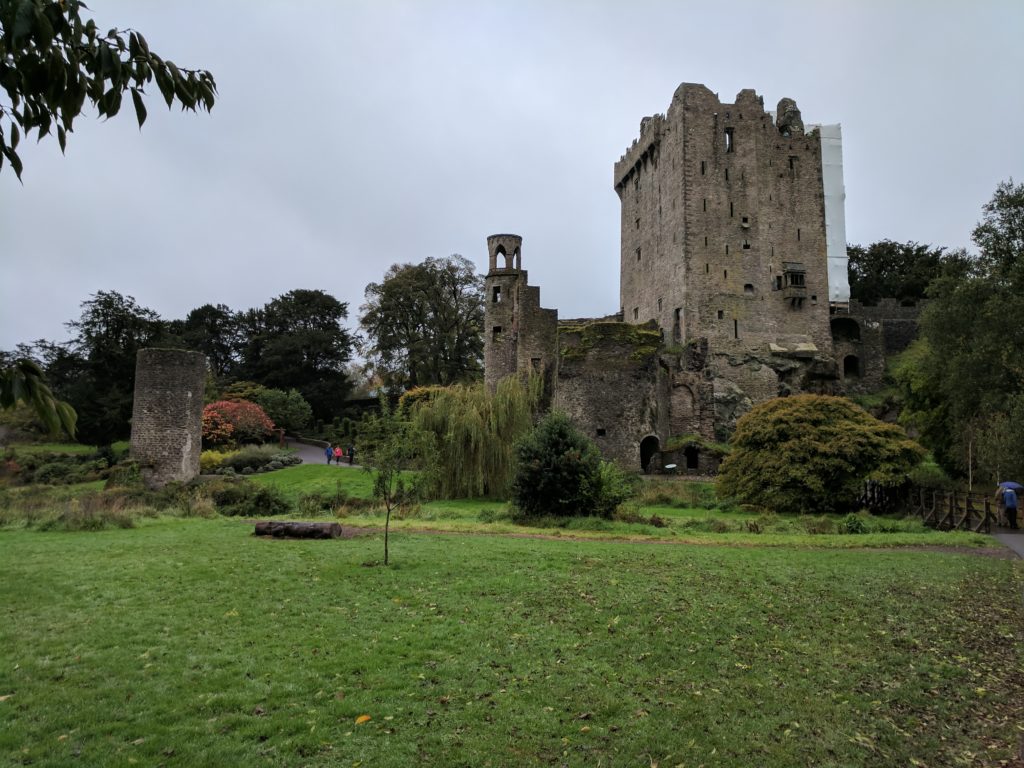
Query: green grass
0 519 1020 766
4 441 130 457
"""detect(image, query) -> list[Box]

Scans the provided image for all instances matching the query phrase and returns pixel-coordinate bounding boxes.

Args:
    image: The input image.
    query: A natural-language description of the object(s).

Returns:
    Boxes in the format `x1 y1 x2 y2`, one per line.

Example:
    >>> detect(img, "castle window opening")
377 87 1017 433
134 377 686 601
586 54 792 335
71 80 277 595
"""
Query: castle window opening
744 284 754 295
725 168 729 181
797 228 801 241
706 263 709 273
742 216 749 225
717 309 724 320
596 428 606 437
730 201 734 217
724 127 734 153
811 295 817 304
704 236 708 247
673 308 681 341
743 240 751 250
703 198 707 212
640 436 660 474
725 245 729 255
724 269 728 279
831 317 861 342
530 358 541 371
701 160 706 175
492 286 501 303
734 319 739 338
635 218 640 230
789 156 796 170
636 247 642 261
775 275 783 290
633 307 639 320
492 326 502 341
658 298 663 312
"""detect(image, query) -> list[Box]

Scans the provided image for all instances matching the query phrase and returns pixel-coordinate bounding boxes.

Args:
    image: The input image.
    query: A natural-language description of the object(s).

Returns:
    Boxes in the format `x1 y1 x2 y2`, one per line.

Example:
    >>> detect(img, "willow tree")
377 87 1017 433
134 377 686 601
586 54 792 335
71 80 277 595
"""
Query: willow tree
406 375 541 499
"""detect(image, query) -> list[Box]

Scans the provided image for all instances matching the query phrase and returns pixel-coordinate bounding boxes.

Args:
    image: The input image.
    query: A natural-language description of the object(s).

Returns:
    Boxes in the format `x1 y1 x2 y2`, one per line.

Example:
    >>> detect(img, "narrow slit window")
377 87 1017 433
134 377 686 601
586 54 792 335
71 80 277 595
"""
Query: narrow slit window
729 201 734 217
724 168 729 181
704 236 708 247
734 319 739 338
657 298 663 312
635 218 640 230
725 244 730 255
705 263 709 273
703 198 707 212
492 326 502 341
492 286 501 303
633 307 639 320
636 247 642 261
717 310 724 320
797 228 801 241
724 269 728 279
724 127 734 153
701 160 706 175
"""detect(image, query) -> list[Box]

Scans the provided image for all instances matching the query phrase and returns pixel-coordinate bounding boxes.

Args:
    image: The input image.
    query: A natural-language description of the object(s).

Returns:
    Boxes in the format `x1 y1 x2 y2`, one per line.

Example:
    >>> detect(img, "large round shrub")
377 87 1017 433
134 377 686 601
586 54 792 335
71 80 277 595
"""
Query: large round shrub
511 411 631 519
716 394 924 515
201 400 275 446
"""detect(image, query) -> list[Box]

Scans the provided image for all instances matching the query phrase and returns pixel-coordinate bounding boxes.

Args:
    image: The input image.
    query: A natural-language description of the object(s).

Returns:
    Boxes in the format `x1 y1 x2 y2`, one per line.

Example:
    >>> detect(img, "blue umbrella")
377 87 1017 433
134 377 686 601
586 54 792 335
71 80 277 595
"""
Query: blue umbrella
998 481 1024 491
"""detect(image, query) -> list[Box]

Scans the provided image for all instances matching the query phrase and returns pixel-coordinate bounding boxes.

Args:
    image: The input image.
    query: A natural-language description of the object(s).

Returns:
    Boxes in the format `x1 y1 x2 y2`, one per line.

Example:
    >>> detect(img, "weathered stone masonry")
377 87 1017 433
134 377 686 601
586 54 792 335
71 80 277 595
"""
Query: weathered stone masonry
483 82 915 472
129 348 206 489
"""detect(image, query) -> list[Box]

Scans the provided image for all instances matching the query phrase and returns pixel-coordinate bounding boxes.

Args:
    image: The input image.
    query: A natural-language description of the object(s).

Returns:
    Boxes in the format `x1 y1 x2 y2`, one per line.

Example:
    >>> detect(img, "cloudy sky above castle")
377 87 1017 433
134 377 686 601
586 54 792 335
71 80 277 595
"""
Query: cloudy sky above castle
2 0 1022 350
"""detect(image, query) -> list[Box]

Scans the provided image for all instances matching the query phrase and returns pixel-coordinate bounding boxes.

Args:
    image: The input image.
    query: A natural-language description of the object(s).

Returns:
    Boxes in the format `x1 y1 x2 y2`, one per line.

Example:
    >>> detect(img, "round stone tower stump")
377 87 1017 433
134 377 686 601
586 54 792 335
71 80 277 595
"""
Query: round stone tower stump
130 348 207 489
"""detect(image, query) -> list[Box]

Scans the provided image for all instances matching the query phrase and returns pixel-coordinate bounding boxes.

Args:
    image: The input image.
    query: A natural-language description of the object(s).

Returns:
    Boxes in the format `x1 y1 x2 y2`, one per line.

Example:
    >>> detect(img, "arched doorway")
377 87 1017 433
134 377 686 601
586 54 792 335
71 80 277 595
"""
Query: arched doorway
640 435 660 474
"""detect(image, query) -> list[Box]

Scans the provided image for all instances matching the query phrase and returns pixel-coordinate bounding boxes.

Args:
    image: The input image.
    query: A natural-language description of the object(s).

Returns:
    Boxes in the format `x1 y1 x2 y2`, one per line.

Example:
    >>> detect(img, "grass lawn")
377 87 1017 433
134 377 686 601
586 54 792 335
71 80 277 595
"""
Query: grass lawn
249 465 994 549
1 518 1021 767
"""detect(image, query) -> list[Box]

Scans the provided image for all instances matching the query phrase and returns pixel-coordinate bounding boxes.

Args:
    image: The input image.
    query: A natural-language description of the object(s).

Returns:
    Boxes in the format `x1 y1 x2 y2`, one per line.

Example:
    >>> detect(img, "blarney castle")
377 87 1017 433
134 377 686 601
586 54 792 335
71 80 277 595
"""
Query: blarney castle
483 83 918 473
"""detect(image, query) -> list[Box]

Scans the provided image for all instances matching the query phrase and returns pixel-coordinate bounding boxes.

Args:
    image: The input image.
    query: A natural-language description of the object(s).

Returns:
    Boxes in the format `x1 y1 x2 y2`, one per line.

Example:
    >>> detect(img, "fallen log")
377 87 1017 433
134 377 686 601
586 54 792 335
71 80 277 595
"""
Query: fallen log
254 521 343 539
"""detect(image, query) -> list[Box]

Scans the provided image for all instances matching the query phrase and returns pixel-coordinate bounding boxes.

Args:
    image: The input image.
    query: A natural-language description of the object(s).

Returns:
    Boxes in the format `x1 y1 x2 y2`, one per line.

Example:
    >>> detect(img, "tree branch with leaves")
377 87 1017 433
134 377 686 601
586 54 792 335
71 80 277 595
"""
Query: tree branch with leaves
0 0 216 179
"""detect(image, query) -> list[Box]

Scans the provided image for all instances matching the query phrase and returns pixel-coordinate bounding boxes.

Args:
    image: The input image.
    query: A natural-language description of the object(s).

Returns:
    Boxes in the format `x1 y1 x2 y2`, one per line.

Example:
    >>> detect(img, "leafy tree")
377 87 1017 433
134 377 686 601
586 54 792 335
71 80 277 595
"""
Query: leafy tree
172 303 240 380
406 375 541 499
892 180 1024 477
357 396 430 565
0 0 216 179
36 290 171 444
510 411 631 519
221 381 311 433
717 395 924 515
846 240 948 305
360 255 484 391
238 290 354 421
201 399 275 447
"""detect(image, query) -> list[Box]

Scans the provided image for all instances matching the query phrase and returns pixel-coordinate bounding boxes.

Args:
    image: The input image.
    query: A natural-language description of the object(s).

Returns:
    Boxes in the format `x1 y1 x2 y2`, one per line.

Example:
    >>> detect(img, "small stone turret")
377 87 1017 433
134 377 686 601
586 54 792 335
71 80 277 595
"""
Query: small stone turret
483 234 557 390
129 348 207 489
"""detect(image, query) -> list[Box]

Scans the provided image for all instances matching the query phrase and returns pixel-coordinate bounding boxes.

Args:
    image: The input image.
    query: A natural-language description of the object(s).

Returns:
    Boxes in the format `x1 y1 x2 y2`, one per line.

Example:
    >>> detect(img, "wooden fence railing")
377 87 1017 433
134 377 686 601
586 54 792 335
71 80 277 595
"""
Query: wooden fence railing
860 483 999 533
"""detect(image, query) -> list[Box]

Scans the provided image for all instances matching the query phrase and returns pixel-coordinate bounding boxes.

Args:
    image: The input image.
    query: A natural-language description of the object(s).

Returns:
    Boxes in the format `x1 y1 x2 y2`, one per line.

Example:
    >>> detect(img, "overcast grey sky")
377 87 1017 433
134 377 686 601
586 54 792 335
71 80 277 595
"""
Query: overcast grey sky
2 0 1022 350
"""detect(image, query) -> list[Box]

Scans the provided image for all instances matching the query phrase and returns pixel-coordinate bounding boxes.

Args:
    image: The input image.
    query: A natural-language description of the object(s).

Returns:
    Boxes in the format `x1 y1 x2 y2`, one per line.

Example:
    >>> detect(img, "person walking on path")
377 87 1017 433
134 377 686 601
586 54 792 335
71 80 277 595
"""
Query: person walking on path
347 444 355 465
325 445 333 465
1001 486 1020 530
334 445 344 465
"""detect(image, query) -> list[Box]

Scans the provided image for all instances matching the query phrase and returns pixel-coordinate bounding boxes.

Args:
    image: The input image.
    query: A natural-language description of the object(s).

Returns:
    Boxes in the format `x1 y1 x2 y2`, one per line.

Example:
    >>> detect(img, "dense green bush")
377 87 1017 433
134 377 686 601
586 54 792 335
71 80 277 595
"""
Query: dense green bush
717 395 924 515
511 412 632 520
206 479 290 517
4 448 112 486
214 446 301 474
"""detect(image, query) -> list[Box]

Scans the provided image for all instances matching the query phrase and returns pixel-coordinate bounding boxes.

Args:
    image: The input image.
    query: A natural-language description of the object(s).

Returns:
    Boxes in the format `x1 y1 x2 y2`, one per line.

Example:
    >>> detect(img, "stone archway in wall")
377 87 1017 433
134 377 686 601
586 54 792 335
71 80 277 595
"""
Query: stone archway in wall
683 445 700 470
640 435 660 474
844 354 861 379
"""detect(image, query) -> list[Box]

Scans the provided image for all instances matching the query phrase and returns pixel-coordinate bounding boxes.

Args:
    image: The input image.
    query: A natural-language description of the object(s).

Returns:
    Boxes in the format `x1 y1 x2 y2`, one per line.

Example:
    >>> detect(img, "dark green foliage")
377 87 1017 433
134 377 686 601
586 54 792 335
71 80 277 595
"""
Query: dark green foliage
215 446 301 474
4 445 111 485
847 240 949 305
206 479 290 517
236 290 354 420
892 180 1024 479
717 395 924 515
172 304 240 379
360 255 484 391
32 291 173 444
511 412 633 519
0 0 216 179
0 356 76 437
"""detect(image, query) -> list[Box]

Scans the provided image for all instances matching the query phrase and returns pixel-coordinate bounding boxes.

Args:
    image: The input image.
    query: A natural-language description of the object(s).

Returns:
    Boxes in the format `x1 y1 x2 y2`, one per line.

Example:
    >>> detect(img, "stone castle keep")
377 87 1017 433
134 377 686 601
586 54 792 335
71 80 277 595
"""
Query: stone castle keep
484 83 914 473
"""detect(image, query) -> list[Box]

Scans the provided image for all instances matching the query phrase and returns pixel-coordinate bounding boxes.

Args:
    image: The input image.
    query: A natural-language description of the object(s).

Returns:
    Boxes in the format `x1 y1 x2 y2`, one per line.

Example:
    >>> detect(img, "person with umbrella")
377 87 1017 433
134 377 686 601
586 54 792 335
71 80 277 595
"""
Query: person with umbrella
996 481 1021 530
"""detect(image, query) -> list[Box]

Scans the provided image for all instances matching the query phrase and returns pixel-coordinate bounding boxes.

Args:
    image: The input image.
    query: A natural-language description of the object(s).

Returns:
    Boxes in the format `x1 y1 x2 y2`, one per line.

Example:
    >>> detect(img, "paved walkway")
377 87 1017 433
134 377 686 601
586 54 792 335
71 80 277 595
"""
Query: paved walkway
286 438 361 469
992 529 1024 559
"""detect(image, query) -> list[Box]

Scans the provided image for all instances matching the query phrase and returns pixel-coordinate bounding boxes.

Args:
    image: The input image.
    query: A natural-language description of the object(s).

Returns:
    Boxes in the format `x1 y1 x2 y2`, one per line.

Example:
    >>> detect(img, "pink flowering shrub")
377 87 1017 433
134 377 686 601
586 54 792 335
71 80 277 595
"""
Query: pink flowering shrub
202 400 275 446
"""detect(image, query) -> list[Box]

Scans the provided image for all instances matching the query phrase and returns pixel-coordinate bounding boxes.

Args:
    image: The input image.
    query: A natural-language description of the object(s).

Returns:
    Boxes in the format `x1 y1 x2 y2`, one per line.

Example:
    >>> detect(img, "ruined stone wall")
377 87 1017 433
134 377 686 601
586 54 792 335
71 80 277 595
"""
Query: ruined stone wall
130 348 206 489
553 322 665 471
832 299 922 394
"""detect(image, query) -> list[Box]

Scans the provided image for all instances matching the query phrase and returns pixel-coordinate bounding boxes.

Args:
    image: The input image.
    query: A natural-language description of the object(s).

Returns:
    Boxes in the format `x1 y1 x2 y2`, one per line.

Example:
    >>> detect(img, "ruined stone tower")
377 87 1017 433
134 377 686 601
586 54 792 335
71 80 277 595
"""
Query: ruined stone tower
483 234 557 390
129 348 207 489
